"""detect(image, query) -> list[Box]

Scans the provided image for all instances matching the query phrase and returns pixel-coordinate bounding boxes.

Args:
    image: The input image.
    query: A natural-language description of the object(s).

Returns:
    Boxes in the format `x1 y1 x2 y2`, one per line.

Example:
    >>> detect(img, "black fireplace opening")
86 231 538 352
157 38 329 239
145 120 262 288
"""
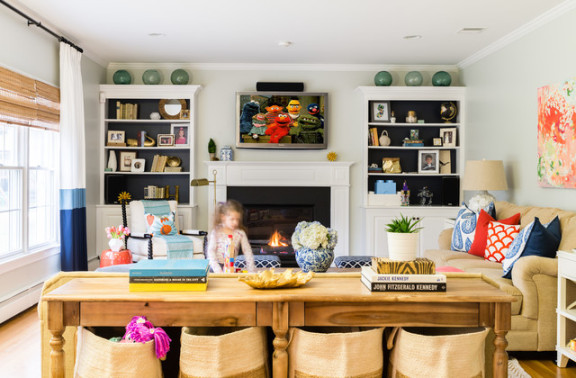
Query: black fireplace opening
227 186 331 267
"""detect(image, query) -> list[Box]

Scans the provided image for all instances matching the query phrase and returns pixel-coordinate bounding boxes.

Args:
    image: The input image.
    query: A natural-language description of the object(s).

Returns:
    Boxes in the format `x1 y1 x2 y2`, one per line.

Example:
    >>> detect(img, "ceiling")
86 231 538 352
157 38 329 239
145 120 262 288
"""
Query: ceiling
9 0 570 67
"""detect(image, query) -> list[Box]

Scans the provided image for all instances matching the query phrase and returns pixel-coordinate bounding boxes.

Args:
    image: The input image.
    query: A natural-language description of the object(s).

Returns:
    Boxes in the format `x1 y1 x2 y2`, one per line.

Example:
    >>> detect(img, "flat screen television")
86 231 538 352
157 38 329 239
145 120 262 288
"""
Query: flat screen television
236 92 327 149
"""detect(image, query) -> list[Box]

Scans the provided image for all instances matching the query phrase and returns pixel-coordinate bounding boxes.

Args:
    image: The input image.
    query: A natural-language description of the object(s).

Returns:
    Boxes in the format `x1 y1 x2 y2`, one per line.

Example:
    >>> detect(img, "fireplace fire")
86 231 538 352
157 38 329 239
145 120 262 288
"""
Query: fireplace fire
268 230 288 248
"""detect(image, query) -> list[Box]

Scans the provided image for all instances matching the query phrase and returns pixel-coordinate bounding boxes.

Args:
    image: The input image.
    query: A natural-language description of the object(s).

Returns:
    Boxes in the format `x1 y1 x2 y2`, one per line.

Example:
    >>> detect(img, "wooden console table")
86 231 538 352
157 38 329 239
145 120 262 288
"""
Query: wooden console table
42 273 513 377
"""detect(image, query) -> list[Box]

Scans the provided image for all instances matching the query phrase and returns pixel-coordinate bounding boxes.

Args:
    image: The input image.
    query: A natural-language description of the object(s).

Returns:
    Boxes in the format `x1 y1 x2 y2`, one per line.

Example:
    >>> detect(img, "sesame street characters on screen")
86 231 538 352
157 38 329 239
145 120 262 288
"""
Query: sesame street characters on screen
250 113 268 140
264 104 284 124
290 114 323 144
286 99 302 126
265 113 292 143
307 103 324 127
239 100 260 133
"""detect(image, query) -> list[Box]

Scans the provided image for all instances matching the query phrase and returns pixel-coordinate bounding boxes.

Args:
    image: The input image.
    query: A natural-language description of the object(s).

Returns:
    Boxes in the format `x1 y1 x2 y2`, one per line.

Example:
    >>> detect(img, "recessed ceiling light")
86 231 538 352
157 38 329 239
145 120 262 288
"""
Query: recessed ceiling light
458 28 486 34
148 33 166 37
403 35 422 40
278 41 293 47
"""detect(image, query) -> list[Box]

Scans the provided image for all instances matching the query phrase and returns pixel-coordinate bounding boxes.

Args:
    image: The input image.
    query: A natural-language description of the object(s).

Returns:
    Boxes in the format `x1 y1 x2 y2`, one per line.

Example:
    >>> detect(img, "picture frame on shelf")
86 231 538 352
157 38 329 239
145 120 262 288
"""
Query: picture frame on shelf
157 134 175 146
370 101 391 122
171 124 189 146
439 128 457 147
107 130 126 146
130 158 145 173
433 137 443 146
119 151 137 172
418 150 439 174
180 109 190 119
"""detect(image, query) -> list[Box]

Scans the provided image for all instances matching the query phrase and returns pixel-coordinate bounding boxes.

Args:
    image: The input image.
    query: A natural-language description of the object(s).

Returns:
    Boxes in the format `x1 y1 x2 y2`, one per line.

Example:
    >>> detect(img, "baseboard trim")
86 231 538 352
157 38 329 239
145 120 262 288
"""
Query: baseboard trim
0 283 42 324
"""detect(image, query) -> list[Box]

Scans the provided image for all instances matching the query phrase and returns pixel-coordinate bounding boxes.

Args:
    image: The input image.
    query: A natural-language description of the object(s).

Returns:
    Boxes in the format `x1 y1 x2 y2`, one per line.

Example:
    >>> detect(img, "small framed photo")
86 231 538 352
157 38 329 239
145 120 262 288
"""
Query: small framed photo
180 109 190 119
131 158 145 173
157 134 175 146
418 149 440 174
370 101 391 122
433 137 443 146
171 124 189 146
439 128 457 147
119 151 137 172
107 130 125 145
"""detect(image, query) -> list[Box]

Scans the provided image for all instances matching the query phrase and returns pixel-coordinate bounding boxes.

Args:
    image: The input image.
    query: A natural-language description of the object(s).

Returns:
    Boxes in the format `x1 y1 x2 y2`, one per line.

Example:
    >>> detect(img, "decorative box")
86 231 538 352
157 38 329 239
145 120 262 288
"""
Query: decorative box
371 257 436 274
368 192 401 206
375 179 396 194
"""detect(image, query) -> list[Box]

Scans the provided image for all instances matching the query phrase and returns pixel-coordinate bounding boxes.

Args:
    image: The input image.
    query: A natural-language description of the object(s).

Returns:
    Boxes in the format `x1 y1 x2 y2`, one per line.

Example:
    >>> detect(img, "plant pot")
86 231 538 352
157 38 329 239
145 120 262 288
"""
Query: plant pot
387 232 419 261
295 247 334 272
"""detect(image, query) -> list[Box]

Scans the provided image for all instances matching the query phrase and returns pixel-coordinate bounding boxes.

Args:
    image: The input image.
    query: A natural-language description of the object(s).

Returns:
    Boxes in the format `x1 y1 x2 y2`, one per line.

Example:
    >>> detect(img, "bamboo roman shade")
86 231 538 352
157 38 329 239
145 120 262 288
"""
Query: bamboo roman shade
0 66 60 131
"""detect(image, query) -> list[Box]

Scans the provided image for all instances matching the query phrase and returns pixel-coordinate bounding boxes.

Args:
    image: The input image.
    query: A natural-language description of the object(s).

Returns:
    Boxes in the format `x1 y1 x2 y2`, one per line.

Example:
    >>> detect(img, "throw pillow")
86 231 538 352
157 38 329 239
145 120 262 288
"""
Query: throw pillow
468 210 521 257
484 221 520 263
451 202 495 252
502 216 560 279
145 212 178 236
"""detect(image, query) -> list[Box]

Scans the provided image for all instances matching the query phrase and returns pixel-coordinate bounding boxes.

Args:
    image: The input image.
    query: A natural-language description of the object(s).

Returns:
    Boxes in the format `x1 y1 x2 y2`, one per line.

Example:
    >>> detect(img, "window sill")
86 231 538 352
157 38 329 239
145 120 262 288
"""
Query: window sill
0 244 60 275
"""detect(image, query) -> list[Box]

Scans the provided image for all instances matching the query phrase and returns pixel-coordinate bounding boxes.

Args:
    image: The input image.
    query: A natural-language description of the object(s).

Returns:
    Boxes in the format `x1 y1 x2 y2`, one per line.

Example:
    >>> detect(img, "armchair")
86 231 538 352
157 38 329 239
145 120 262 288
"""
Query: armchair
122 199 205 260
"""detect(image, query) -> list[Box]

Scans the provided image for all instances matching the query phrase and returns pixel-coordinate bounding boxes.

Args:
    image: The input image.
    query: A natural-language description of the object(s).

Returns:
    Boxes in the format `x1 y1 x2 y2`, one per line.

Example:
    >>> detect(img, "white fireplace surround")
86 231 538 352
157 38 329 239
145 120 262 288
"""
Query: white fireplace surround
205 161 352 257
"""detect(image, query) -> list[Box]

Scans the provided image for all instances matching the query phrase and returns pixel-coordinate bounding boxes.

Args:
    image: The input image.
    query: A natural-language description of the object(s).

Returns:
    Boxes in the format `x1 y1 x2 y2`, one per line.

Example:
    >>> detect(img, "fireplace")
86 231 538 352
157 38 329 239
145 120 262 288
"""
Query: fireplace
227 186 330 267
205 161 351 261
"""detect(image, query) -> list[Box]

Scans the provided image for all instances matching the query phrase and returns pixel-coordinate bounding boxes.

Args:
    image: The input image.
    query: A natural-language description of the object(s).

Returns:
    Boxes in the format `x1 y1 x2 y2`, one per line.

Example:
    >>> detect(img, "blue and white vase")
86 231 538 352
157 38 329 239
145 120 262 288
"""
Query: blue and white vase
219 145 234 161
295 247 334 272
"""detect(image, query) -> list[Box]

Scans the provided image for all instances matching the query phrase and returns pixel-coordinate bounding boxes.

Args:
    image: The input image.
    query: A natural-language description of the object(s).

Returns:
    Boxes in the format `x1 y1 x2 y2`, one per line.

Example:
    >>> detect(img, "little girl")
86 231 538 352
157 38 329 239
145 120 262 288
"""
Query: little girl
206 200 255 273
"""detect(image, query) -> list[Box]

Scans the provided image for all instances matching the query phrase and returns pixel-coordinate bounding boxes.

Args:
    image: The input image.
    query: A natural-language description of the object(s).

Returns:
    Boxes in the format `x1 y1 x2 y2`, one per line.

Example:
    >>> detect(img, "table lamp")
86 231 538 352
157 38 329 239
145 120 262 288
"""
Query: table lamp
191 169 217 210
462 160 508 212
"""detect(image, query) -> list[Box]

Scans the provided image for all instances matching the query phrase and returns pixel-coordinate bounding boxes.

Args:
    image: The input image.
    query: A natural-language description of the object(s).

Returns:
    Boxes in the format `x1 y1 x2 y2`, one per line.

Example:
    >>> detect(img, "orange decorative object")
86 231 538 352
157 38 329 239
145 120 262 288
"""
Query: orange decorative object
100 249 132 267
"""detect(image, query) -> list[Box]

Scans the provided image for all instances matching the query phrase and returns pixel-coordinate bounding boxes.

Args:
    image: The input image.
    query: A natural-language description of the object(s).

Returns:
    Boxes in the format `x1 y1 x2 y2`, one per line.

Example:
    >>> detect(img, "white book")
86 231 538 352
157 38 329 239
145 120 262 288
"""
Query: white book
361 266 446 283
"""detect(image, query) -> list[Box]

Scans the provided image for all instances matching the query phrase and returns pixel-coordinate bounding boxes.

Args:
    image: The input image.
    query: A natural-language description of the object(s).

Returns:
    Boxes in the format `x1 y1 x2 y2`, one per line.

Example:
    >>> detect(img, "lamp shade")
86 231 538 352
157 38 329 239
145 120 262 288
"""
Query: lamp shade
462 160 508 191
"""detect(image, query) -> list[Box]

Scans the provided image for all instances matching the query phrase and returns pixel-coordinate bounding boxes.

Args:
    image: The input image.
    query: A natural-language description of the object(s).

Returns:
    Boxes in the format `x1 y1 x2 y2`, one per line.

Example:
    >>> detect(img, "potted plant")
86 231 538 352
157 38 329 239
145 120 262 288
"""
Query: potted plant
292 221 338 272
208 138 217 161
385 214 422 261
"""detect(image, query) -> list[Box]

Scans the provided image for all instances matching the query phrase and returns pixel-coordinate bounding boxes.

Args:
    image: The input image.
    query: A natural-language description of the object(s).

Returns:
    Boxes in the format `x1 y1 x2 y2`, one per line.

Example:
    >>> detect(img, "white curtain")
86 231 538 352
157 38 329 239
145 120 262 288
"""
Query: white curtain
59 42 87 271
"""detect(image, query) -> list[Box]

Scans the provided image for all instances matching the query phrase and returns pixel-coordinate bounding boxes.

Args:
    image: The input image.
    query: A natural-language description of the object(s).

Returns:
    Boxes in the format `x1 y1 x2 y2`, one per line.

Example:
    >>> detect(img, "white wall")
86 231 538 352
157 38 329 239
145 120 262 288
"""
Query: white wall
0 6 105 321
106 64 460 254
461 8 576 210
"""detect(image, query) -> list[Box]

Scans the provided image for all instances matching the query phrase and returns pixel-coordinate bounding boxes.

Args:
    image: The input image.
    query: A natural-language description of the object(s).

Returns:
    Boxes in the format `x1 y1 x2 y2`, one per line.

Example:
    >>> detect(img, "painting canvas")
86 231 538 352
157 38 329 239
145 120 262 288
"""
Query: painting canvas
537 79 576 187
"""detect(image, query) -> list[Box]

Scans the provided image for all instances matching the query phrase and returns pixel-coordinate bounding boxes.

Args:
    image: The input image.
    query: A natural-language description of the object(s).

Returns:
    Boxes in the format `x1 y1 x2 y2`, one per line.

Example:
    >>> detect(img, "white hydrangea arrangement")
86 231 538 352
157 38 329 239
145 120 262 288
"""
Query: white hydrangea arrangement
291 221 338 250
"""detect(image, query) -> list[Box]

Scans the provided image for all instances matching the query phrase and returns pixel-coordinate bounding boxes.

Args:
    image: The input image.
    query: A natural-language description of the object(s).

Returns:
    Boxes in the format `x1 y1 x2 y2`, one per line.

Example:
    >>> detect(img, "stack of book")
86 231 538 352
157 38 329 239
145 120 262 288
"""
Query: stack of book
151 155 168 172
361 266 446 292
402 139 424 147
116 101 139 120
129 259 210 292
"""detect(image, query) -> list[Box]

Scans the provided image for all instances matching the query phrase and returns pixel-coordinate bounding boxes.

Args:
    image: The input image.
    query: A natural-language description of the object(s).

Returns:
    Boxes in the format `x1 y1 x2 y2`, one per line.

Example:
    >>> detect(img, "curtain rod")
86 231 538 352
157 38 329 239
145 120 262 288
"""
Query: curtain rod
0 0 83 53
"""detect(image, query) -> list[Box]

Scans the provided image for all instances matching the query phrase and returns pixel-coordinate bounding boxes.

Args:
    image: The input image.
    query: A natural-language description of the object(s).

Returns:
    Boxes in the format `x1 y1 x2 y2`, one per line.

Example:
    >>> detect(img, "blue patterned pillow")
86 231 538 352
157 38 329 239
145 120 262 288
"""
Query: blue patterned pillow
451 202 495 252
502 217 560 279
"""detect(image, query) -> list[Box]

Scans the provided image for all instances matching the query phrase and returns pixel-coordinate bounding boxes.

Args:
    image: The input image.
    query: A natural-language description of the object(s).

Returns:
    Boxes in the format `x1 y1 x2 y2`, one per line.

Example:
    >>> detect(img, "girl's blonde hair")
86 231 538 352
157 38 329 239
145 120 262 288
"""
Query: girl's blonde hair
212 199 246 231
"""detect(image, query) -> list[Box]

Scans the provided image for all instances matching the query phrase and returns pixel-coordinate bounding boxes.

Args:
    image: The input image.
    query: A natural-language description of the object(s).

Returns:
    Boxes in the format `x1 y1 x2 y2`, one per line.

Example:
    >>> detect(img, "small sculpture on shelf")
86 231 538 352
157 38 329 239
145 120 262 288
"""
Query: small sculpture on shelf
401 181 410 206
417 186 433 206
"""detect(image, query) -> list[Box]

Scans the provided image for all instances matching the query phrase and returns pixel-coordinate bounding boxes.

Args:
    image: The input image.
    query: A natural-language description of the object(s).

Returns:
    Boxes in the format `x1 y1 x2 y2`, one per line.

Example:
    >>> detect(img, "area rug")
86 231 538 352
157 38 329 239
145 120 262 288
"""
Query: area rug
508 358 531 378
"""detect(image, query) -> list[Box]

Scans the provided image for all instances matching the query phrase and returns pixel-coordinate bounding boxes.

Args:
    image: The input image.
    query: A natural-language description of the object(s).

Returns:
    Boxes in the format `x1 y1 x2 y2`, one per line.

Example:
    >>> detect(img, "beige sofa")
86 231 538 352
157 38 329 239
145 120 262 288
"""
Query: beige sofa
424 201 576 351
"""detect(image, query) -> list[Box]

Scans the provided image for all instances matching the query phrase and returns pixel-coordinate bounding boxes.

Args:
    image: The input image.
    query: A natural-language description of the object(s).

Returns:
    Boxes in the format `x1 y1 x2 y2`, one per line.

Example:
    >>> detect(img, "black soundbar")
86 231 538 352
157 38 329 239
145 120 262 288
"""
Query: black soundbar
256 82 304 92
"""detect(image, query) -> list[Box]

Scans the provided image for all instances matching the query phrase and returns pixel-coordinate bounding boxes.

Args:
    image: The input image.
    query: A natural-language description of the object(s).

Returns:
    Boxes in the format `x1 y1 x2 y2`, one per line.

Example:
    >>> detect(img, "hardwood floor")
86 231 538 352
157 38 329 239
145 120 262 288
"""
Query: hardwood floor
2 305 576 377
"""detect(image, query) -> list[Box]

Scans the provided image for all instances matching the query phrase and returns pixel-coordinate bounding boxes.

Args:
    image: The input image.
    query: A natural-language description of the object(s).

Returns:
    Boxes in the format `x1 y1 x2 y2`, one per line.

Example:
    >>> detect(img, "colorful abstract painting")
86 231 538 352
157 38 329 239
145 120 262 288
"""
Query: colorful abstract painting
537 80 576 187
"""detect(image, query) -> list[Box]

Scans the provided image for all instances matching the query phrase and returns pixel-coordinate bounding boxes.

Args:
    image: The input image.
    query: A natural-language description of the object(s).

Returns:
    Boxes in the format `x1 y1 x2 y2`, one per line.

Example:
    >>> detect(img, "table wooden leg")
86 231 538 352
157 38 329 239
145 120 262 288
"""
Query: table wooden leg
47 301 65 378
494 302 511 378
272 301 289 378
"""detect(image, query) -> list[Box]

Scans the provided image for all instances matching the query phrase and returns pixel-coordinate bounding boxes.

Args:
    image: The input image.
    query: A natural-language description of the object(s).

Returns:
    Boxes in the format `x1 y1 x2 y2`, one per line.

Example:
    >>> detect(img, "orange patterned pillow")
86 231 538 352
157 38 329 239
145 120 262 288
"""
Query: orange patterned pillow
484 221 520 263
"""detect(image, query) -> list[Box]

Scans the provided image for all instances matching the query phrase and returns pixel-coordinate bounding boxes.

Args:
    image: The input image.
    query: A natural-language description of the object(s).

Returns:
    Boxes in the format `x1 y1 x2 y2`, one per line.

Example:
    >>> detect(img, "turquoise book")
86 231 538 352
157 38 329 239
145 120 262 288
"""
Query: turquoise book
129 259 209 277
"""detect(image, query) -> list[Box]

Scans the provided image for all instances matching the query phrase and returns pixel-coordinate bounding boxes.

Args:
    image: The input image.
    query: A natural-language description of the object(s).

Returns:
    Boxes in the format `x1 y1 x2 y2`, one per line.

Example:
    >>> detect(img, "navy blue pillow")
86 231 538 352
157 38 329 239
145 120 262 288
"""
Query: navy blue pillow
502 216 560 279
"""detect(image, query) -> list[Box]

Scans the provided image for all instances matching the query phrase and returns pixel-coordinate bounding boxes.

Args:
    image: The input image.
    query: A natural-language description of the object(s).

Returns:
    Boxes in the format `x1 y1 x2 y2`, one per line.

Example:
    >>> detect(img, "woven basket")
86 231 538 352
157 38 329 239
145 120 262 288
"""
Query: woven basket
288 327 384 378
387 327 488 378
74 327 162 378
179 326 268 377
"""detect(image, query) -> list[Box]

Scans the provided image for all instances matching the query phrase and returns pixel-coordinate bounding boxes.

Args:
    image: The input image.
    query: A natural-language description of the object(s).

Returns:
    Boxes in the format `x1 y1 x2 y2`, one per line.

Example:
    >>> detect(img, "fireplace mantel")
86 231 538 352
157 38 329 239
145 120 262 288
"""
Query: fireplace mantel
205 161 353 257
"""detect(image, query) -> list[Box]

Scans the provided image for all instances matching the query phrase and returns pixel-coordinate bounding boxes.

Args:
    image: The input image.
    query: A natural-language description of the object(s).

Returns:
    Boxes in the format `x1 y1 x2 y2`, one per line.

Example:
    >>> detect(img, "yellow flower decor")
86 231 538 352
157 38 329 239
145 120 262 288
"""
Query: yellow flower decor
327 151 337 162
117 191 132 203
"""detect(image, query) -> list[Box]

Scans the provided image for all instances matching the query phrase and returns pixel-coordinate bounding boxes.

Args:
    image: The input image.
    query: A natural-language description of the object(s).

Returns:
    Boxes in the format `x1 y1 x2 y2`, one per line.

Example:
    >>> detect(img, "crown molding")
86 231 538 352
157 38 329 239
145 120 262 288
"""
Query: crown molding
107 62 459 73
458 0 576 68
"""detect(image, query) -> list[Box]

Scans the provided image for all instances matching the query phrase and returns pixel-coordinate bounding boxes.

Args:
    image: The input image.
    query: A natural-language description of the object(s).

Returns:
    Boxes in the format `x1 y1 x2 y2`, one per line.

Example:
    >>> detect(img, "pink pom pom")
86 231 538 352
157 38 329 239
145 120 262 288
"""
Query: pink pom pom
152 327 171 359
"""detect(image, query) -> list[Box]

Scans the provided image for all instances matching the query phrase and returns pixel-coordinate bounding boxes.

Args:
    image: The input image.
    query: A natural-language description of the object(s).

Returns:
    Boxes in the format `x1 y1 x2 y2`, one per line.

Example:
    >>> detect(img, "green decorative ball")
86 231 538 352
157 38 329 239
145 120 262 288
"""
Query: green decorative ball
374 71 393 86
142 69 161 85
405 71 423 86
170 69 190 85
112 70 132 85
432 71 452 86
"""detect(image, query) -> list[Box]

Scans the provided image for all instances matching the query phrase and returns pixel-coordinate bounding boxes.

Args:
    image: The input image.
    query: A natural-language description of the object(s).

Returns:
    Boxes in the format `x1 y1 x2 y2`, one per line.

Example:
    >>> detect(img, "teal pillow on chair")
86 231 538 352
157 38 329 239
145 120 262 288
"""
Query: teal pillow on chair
145 212 178 236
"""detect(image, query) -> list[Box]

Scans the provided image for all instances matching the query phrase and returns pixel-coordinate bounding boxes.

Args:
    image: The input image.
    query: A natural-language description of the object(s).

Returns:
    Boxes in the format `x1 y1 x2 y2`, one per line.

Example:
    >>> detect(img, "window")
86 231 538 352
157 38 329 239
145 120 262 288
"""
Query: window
0 66 60 259
0 124 58 258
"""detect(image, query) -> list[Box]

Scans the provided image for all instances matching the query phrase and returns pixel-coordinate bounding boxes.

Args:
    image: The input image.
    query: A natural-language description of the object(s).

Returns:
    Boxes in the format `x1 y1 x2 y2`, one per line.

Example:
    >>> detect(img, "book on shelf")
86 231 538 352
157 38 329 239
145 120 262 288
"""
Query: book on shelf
129 259 209 277
129 276 207 284
369 128 379 146
361 276 446 292
129 282 208 292
151 155 159 172
361 266 446 283
116 101 121 119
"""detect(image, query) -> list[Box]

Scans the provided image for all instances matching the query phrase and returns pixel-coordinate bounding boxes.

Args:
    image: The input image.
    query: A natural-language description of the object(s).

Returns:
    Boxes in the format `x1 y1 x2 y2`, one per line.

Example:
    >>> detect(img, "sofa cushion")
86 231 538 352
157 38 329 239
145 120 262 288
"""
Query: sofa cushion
484 221 520 263
451 202 495 252
468 210 521 257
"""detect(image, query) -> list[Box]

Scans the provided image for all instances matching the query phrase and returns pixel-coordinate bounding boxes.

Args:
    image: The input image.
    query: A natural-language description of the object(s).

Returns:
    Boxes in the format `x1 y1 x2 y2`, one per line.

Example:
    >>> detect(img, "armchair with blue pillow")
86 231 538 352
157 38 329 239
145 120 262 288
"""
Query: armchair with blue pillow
424 201 576 352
